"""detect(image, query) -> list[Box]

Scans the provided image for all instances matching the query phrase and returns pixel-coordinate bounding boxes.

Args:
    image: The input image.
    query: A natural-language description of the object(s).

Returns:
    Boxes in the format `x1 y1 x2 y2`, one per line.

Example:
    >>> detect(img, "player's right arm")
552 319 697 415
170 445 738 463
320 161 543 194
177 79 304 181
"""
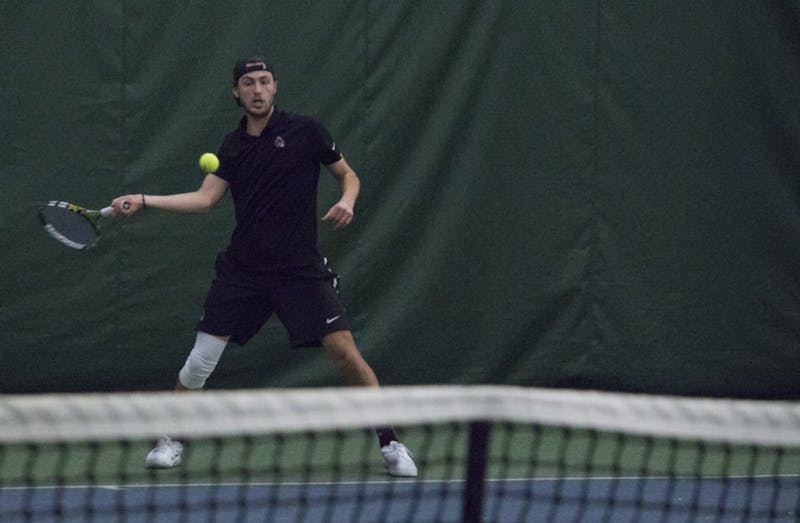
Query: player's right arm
111 174 229 216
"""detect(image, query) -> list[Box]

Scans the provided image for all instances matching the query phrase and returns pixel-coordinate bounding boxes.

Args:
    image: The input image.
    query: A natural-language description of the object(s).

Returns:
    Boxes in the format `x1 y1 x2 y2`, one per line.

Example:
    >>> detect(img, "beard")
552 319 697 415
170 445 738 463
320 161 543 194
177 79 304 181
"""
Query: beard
244 98 273 118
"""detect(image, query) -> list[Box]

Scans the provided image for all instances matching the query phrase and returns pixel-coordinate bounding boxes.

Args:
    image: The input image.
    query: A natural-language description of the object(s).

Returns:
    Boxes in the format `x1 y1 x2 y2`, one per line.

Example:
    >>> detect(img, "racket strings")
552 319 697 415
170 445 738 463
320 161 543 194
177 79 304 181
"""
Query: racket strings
38 202 101 250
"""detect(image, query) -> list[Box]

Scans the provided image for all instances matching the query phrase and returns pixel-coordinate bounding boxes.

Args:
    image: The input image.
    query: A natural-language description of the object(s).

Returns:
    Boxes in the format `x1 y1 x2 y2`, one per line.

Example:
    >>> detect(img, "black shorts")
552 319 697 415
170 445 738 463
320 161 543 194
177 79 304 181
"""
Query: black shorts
196 261 350 348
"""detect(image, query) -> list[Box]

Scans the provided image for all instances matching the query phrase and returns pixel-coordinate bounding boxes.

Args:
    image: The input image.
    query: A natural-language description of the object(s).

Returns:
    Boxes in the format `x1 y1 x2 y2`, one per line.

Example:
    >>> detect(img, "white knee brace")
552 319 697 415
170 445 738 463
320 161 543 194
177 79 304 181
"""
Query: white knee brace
178 332 227 389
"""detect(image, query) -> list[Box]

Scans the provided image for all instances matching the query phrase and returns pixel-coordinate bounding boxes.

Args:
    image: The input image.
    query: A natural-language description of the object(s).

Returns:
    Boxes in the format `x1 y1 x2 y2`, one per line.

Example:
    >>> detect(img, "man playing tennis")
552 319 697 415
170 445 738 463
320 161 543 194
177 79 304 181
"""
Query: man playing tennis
111 57 417 477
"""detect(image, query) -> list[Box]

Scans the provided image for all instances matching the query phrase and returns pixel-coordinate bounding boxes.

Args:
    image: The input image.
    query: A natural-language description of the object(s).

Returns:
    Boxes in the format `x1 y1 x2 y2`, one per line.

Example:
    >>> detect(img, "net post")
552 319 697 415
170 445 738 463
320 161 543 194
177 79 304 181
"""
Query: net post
462 420 491 523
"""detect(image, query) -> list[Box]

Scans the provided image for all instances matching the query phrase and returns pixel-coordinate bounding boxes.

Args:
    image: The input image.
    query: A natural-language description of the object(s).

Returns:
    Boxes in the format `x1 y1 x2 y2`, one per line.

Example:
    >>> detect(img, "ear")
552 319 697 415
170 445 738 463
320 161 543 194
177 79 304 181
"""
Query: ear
231 86 243 107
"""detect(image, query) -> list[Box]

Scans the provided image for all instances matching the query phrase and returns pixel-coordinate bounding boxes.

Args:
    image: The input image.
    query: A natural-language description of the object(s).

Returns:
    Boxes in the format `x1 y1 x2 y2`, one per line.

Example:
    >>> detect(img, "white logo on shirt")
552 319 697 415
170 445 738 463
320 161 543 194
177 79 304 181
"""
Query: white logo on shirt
274 136 285 148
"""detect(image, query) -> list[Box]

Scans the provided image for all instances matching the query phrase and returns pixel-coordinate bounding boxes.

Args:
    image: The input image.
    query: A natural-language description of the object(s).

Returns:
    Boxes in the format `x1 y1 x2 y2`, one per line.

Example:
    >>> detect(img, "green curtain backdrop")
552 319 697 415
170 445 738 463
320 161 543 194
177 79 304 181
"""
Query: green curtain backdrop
1 1 798 398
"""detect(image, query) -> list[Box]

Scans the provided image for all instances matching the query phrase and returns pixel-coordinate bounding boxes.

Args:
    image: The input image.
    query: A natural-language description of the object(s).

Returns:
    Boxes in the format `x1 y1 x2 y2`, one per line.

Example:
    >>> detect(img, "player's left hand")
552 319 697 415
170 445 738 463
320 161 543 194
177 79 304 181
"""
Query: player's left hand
322 201 354 229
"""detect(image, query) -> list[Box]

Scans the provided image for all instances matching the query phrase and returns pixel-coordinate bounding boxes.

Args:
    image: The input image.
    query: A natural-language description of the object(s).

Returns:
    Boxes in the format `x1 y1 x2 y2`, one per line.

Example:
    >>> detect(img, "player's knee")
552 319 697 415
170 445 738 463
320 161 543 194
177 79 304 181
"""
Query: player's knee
178 353 219 389
177 333 227 389
323 334 360 364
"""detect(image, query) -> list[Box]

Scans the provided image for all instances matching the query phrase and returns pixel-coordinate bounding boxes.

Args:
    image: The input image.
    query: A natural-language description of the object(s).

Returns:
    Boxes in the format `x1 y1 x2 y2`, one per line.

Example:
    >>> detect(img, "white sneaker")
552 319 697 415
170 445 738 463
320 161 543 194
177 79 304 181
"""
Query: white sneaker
381 441 418 477
145 436 183 469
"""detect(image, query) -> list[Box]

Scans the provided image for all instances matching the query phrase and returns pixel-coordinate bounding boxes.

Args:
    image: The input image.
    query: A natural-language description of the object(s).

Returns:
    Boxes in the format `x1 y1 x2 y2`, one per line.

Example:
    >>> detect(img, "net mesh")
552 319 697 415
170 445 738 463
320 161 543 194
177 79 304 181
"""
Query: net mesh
1 386 798 522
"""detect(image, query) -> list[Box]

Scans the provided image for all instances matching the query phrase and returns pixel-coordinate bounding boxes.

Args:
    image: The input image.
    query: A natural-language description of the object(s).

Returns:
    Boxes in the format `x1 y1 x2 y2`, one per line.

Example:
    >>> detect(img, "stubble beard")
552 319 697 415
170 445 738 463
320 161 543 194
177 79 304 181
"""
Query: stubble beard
245 99 273 119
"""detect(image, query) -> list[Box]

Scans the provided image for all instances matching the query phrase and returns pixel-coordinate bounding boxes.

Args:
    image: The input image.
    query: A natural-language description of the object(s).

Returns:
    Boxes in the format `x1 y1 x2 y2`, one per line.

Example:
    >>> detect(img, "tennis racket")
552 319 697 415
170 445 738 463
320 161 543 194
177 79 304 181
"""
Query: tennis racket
38 200 122 250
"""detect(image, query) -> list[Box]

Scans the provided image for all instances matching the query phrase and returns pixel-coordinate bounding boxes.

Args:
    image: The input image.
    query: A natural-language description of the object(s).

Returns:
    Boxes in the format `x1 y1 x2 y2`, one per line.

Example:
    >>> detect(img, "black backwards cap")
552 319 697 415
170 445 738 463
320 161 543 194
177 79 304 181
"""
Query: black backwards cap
232 57 274 85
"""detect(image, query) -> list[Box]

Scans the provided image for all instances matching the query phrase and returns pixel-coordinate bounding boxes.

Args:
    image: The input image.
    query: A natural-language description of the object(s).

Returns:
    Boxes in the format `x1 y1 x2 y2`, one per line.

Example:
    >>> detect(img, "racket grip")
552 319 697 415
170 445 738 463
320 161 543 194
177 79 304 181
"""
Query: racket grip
101 206 113 217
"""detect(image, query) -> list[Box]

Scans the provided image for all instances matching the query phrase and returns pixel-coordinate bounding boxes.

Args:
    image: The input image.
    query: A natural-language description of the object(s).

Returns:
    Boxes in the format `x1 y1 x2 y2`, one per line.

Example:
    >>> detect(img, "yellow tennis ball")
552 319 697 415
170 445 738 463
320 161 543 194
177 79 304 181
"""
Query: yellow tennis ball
199 152 219 174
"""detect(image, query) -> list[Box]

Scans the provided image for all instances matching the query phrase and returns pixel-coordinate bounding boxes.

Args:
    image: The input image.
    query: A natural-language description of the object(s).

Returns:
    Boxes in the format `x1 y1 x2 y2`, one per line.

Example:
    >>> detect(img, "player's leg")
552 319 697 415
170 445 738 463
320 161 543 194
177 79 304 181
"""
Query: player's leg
321 330 417 477
145 332 230 468
147 273 271 469
275 280 379 388
321 330 379 387
183 272 271 392
274 272 418 476
176 332 230 390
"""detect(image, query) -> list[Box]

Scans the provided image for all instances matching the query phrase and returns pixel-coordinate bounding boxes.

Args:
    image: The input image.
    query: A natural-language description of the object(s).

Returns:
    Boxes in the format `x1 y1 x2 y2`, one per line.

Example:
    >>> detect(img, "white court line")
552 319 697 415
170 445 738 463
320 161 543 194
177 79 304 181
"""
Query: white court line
0 473 794 492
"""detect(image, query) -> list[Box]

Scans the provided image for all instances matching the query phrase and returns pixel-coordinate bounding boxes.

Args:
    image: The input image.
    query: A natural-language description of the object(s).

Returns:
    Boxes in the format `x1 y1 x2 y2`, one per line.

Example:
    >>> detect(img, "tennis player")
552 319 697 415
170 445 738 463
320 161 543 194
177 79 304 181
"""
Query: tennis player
111 57 417 477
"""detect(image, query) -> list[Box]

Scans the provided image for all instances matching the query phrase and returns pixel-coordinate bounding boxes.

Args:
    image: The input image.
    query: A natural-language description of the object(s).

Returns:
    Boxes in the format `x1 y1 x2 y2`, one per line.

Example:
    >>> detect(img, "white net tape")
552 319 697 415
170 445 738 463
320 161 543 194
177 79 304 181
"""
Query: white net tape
2 386 799 446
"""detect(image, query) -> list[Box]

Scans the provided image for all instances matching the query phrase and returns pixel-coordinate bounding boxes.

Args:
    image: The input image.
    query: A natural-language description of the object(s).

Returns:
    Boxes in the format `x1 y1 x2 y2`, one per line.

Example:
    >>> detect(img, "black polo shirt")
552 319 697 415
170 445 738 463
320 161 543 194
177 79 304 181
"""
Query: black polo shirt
214 109 342 278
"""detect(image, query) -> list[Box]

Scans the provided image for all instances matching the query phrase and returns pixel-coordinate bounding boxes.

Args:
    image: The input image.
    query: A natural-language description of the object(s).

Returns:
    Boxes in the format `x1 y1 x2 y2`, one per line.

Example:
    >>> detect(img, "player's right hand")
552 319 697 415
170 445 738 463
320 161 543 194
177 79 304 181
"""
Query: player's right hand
111 195 143 216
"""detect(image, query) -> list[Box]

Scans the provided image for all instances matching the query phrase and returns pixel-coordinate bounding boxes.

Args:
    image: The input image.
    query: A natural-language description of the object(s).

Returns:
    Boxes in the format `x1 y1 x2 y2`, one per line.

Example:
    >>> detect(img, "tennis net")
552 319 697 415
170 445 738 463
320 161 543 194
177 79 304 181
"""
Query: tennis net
1 386 798 522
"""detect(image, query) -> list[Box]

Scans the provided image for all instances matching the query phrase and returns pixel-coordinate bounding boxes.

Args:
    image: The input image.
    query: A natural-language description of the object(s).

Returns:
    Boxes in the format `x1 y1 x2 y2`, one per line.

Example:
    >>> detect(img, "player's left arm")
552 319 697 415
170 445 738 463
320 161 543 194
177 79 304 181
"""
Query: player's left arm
322 156 360 229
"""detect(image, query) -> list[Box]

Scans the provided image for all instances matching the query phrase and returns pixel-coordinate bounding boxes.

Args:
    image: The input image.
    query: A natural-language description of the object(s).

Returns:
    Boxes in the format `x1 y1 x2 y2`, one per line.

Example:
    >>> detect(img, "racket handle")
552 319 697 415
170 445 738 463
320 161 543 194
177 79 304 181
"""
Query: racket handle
101 206 113 217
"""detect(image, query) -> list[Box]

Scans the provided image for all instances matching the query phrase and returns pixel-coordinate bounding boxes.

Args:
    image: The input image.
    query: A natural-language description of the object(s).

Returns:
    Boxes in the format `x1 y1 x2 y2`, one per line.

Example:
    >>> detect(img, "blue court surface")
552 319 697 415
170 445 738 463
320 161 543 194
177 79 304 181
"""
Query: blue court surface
1 476 797 522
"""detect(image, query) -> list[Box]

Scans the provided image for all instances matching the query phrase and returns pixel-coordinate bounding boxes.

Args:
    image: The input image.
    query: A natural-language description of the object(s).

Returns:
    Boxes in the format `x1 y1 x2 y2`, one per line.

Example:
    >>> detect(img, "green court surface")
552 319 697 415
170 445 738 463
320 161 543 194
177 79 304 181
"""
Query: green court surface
4 424 798 487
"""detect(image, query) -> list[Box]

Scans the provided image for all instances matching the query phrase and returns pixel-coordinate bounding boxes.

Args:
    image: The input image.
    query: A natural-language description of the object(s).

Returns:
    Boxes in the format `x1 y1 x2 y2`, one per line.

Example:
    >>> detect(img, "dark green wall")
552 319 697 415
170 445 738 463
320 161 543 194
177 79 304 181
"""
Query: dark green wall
1 2 798 398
